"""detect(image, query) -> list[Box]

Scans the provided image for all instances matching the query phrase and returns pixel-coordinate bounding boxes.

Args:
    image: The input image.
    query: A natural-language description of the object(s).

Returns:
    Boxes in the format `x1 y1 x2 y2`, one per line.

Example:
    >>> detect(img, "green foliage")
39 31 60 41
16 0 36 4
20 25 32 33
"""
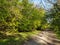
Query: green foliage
0 0 46 32
17 0 46 32
48 4 60 37
0 0 22 32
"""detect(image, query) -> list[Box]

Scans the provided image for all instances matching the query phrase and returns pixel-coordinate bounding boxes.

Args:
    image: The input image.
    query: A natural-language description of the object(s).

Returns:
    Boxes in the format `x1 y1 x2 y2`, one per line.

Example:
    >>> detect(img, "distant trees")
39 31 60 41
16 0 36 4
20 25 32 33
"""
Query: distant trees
51 4 60 36
46 2 60 37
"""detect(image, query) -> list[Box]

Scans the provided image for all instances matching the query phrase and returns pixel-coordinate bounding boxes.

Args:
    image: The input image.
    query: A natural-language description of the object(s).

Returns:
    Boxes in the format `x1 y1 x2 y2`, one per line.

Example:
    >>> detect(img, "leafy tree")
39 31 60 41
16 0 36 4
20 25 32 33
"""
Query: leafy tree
0 0 22 32
17 0 45 32
52 4 60 33
47 3 60 37
0 0 46 32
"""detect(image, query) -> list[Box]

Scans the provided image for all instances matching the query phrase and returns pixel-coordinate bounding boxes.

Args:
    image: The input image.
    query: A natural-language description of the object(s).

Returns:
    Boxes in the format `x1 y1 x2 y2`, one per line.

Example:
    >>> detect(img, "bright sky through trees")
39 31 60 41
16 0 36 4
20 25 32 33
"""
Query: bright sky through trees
31 0 57 10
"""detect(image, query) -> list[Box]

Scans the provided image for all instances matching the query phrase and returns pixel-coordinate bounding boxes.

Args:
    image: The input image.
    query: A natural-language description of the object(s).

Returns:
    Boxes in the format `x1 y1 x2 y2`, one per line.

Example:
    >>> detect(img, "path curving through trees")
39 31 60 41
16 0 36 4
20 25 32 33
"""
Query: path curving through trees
23 31 60 45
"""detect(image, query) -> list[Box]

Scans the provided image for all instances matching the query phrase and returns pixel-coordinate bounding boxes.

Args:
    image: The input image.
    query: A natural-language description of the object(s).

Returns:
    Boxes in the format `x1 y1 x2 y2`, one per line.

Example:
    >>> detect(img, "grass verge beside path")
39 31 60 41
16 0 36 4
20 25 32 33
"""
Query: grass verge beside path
0 30 40 45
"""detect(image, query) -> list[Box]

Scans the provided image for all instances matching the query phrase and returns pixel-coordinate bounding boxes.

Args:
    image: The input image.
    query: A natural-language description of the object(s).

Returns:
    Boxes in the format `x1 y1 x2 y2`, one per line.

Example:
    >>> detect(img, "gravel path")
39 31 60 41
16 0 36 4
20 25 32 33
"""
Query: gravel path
23 31 60 45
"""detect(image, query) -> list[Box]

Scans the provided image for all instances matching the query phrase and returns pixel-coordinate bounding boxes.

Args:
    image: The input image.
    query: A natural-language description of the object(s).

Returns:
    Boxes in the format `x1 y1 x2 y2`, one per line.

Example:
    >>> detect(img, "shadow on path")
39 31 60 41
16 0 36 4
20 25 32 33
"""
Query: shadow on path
23 31 60 45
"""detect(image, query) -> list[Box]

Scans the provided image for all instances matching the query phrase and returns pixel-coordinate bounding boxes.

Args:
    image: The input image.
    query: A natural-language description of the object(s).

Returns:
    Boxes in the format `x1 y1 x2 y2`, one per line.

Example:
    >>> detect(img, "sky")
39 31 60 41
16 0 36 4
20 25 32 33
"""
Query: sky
31 0 57 10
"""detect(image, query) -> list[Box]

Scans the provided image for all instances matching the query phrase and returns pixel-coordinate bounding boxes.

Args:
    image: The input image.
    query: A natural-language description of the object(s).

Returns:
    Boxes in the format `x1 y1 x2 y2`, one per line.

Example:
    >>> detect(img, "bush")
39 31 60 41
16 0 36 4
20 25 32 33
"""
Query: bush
18 7 45 32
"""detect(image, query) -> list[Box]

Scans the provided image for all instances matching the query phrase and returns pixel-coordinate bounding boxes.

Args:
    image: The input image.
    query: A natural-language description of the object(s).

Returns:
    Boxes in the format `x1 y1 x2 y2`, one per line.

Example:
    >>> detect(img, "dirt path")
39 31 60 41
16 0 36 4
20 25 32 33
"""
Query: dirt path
23 31 60 45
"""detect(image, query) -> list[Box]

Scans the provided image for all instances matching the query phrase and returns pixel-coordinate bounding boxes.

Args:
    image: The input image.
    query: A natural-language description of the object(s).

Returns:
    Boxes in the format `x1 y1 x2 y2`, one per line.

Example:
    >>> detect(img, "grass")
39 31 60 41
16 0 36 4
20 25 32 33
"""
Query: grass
0 30 40 45
56 34 60 39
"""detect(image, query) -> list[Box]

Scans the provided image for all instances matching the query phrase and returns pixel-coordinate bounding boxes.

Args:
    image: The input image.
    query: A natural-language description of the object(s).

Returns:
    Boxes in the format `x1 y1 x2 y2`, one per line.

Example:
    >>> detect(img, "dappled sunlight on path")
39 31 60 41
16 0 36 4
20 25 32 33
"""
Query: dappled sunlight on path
23 31 60 45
